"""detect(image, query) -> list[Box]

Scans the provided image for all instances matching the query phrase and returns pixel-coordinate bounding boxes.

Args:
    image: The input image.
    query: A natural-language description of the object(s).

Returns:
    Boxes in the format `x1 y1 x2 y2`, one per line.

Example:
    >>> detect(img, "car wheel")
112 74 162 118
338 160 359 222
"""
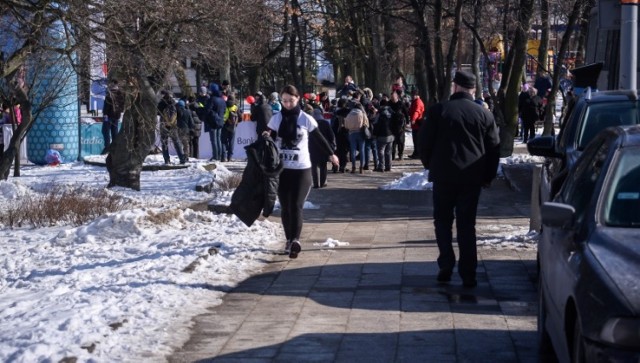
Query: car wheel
571 318 586 363
537 282 555 359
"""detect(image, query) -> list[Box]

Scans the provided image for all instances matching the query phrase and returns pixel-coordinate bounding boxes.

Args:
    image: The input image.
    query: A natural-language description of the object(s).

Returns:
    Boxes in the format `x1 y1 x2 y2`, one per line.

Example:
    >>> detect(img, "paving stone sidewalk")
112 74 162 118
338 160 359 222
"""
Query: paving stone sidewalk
169 155 539 363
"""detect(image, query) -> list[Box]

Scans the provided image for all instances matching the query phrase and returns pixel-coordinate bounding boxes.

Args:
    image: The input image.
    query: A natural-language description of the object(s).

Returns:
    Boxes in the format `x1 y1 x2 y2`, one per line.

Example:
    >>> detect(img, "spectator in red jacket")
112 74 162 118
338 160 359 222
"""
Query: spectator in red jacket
408 89 425 159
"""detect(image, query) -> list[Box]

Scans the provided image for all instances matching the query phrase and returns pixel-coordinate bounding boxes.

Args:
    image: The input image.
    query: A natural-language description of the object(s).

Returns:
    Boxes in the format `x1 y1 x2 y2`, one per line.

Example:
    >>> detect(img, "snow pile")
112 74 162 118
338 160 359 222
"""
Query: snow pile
313 238 350 248
381 169 432 190
500 154 545 165
477 225 539 250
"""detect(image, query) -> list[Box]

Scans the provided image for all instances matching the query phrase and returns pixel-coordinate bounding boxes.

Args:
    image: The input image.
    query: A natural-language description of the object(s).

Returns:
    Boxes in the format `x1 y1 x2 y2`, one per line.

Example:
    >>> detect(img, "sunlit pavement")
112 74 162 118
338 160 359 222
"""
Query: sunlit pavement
170 145 539 363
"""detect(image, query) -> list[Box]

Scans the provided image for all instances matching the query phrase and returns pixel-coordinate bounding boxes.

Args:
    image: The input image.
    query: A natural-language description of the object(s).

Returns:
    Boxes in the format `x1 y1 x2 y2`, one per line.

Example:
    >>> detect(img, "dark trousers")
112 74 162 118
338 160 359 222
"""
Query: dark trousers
410 129 419 156
160 126 186 164
376 136 393 171
179 128 191 159
432 182 482 280
364 137 377 168
278 168 312 241
311 161 328 188
392 131 405 160
102 117 120 151
334 131 349 172
190 134 200 158
522 119 536 143
221 127 235 161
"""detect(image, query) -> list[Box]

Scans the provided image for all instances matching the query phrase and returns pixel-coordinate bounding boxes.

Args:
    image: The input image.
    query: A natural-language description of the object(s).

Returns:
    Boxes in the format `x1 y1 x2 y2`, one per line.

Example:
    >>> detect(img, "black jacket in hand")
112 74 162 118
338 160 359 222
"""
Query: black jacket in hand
231 135 283 227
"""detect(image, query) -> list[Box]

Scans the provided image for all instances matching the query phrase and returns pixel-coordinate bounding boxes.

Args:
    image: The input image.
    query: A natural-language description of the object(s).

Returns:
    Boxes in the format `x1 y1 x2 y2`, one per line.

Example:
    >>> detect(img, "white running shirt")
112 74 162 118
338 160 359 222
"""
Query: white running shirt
267 111 318 169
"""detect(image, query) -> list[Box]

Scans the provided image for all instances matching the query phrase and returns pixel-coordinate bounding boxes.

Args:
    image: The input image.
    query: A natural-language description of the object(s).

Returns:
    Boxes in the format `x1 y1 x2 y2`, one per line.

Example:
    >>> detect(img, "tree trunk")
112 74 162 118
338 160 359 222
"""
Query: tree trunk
542 0 588 135
0 87 31 180
537 0 550 72
574 0 595 67
105 74 157 191
246 65 262 95
220 46 231 85
499 0 535 157
414 32 428 102
288 30 299 87
441 0 464 101
175 65 193 99
472 0 483 98
433 0 445 100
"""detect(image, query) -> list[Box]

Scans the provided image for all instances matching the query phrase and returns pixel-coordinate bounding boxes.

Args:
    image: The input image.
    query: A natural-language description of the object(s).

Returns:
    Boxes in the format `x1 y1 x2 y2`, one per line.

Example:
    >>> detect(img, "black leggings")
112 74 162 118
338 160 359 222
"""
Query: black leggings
278 168 312 241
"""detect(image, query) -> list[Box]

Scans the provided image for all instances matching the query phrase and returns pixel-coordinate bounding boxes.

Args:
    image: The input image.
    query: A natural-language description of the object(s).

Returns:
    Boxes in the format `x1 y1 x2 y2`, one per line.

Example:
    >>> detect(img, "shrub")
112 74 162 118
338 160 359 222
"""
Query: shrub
216 173 242 191
0 185 129 228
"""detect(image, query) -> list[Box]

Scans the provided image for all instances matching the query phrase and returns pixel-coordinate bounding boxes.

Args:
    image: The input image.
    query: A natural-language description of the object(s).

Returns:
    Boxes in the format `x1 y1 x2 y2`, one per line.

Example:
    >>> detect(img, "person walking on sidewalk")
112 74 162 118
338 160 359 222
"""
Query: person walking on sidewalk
310 109 336 188
264 85 339 258
389 90 409 160
418 70 500 288
408 89 425 159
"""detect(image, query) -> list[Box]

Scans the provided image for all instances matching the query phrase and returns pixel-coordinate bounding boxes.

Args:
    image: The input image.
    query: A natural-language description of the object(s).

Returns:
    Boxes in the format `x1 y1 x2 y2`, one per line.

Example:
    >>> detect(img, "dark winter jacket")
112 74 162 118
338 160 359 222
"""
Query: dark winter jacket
418 92 500 186
195 94 209 122
252 100 273 135
388 100 408 135
204 85 226 131
310 119 336 164
230 135 283 227
373 105 394 138
188 104 203 137
177 104 194 130
103 87 125 120
519 94 544 123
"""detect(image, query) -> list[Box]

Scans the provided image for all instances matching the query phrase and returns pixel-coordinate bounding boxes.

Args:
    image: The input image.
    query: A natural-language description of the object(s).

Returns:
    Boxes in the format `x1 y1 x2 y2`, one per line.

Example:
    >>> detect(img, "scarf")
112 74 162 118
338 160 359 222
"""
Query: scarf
278 105 301 144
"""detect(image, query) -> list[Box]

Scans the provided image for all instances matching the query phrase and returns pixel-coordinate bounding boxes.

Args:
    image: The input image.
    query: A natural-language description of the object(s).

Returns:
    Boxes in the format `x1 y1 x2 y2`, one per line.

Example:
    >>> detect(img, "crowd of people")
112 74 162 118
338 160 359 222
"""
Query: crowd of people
143 76 427 182
245 75 427 184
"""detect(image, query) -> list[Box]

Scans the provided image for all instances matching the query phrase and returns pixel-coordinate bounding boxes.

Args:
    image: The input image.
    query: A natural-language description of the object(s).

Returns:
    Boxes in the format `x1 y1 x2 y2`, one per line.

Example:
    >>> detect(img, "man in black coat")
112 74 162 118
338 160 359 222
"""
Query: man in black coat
251 93 273 135
519 87 544 143
310 109 336 188
418 70 500 288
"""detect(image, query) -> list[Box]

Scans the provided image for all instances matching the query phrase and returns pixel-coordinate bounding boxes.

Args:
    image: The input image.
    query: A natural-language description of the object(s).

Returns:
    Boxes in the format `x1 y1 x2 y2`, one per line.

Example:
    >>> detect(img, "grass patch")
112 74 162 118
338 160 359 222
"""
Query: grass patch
216 173 242 191
1 185 129 228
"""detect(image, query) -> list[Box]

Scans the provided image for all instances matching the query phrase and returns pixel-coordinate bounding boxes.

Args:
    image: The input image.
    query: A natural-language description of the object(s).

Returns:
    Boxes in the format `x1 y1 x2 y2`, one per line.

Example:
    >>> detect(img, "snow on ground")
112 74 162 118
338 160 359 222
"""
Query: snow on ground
381 169 432 190
313 238 351 249
1 151 538 362
500 153 545 165
0 156 283 362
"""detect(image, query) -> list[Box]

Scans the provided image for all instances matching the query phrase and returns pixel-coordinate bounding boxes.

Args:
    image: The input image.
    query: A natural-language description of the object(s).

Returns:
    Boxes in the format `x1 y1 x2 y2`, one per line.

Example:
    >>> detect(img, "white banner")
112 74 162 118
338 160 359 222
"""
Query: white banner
233 121 258 160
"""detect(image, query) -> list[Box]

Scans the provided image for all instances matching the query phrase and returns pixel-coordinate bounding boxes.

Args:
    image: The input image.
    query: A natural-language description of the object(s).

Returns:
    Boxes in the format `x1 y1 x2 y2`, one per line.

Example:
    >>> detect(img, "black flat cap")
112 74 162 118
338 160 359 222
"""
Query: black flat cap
453 71 476 89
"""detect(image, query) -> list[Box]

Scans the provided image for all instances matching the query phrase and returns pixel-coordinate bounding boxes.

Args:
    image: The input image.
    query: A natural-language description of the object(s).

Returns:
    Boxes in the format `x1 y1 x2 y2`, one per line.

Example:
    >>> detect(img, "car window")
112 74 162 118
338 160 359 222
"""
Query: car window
560 137 610 224
557 99 584 150
577 101 640 150
604 147 640 227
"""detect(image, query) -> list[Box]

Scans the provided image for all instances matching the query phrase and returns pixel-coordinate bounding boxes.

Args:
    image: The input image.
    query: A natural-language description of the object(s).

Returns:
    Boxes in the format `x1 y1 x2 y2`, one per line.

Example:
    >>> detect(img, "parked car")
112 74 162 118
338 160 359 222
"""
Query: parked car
528 89 640 230
538 125 640 362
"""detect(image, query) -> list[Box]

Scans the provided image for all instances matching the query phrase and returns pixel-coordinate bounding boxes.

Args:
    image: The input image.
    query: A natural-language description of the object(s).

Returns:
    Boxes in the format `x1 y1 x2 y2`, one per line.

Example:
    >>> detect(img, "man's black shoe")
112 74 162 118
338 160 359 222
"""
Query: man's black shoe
437 269 452 283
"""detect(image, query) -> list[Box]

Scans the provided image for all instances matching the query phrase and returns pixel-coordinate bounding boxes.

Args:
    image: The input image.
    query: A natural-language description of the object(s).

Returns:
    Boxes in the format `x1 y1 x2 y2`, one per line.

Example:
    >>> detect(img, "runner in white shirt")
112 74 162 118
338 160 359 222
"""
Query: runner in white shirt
264 85 339 258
